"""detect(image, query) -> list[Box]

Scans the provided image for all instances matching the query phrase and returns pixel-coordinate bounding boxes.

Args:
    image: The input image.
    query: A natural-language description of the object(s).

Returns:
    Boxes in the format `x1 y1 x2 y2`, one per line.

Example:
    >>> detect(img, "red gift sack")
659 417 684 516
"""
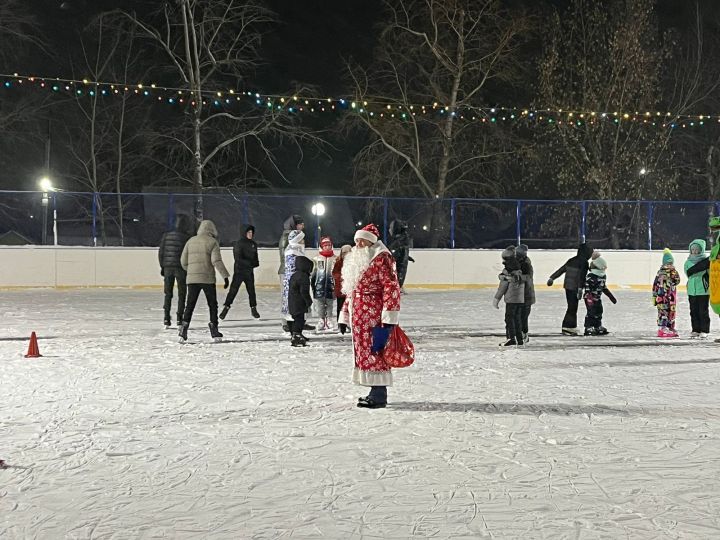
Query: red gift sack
382 325 415 368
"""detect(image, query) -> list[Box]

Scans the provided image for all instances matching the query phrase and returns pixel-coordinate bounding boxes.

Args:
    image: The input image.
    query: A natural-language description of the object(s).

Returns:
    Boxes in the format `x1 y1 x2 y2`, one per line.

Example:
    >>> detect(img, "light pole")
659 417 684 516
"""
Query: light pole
311 202 326 248
39 177 56 245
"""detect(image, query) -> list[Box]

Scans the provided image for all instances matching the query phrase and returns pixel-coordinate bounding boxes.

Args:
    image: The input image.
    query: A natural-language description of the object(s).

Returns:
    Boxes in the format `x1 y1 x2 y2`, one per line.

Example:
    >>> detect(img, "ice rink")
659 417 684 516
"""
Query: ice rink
2 287 720 539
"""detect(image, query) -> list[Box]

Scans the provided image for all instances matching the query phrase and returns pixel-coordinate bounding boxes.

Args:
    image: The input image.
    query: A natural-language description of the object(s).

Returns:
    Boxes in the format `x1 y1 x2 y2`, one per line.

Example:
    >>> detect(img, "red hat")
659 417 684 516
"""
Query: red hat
354 223 380 244
320 236 332 246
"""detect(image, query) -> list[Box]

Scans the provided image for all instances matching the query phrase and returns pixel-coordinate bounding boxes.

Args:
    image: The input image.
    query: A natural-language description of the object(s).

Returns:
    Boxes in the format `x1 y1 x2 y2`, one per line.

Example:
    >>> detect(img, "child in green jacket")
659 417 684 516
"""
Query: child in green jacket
684 239 710 338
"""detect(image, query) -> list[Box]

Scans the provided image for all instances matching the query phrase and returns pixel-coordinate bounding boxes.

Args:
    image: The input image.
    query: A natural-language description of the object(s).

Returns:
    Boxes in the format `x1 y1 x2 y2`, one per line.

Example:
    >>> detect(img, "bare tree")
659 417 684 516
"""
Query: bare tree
123 0 322 219
345 0 530 246
537 0 676 248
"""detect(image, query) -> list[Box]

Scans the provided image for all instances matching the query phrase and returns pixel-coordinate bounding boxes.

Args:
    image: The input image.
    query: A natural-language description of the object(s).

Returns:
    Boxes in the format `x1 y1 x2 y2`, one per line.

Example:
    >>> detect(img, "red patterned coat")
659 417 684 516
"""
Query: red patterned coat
339 243 401 387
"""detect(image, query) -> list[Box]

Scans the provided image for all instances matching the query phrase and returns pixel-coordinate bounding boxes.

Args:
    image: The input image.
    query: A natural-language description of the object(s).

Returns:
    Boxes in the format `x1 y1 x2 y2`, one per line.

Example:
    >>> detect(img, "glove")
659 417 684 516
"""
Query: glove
610 296 618 305
338 323 348 335
371 325 393 353
547 279 554 287
223 277 229 289
408 256 415 263
160 268 165 277
492 297 500 309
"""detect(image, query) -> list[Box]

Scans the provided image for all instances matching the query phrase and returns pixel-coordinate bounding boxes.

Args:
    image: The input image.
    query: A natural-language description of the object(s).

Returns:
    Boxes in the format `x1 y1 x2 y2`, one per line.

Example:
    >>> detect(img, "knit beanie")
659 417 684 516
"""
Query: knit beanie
590 256 607 275
501 245 516 259
516 244 529 258
662 248 674 265
591 250 601 260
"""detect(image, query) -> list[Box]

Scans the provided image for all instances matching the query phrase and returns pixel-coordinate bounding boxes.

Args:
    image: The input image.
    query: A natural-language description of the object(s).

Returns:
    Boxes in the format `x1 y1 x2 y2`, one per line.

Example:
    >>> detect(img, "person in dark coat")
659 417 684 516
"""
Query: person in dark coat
288 255 314 347
388 220 414 289
516 244 536 343
547 242 594 335
158 214 194 328
220 225 260 320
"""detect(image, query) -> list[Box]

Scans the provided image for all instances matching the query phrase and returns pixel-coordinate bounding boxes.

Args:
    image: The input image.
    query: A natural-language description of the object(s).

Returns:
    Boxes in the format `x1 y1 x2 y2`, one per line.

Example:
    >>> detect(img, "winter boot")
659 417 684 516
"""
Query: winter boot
208 322 223 341
219 305 230 320
522 332 530 344
596 326 609 335
178 322 189 343
562 327 579 336
291 333 307 347
303 322 316 331
584 327 598 336
282 321 291 332
500 339 517 347
164 317 172 329
251 306 260 319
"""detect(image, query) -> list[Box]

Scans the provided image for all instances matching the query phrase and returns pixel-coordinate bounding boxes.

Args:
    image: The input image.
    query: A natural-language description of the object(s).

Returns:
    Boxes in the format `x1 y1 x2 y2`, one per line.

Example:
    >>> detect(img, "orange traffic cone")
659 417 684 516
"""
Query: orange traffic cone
25 332 42 358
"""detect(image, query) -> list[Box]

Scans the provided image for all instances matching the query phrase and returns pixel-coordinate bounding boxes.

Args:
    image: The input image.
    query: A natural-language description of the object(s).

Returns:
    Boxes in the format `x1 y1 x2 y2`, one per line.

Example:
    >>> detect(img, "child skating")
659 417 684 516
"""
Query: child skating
311 236 337 332
493 246 526 347
582 253 617 335
684 239 710 338
653 248 681 338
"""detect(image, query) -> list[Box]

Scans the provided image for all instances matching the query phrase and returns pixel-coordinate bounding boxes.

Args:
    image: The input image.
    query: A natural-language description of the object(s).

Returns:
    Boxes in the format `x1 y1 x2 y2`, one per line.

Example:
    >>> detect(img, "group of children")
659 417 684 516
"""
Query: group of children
494 239 714 344
282 234 353 347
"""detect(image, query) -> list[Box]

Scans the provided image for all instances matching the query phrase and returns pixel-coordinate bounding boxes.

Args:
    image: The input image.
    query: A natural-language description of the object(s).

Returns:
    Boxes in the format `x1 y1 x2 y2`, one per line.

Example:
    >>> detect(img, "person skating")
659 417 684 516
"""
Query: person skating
547 242 594 335
311 236 337 332
278 215 304 327
332 245 352 334
289 255 314 347
388 220 414 291
684 238 710 338
493 246 525 347
158 214 193 328
653 248 681 338
582 254 617 335
178 220 230 342
516 244 535 343
220 224 260 320
340 224 401 409
281 230 314 332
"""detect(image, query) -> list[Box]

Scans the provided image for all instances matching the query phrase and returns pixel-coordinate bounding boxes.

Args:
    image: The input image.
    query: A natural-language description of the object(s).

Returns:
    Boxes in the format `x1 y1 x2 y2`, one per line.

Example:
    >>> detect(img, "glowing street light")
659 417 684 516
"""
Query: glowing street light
639 168 647 175
39 177 57 245
311 202 326 248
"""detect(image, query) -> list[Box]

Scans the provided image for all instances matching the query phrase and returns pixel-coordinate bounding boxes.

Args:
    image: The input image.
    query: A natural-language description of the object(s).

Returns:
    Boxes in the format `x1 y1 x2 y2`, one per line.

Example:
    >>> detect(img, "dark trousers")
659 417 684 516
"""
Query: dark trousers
336 297 346 320
689 295 710 333
291 312 306 333
183 284 219 326
584 298 604 329
368 385 387 404
562 288 580 329
224 270 257 308
521 304 531 335
505 303 524 344
163 268 187 322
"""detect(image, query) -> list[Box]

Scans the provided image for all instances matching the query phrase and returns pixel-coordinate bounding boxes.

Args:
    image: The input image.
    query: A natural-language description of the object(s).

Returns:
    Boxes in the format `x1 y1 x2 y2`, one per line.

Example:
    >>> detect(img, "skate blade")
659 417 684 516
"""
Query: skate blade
213 337 223 343
178 337 187 344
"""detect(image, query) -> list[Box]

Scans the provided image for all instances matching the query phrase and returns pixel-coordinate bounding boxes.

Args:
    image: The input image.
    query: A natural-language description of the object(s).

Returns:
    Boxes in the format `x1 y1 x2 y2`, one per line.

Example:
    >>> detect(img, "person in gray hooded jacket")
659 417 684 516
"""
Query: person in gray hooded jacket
493 246 525 347
179 220 230 342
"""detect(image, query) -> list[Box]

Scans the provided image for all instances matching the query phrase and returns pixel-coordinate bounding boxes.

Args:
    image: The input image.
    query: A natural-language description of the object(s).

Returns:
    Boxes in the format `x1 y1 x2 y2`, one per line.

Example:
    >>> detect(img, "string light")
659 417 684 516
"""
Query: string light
1 72 719 129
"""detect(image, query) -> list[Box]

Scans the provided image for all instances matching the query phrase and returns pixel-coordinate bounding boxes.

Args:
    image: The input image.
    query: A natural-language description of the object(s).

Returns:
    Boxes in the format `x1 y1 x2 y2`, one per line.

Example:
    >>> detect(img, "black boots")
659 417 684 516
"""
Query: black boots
251 306 260 319
178 322 189 342
291 333 308 347
219 305 230 320
208 322 223 340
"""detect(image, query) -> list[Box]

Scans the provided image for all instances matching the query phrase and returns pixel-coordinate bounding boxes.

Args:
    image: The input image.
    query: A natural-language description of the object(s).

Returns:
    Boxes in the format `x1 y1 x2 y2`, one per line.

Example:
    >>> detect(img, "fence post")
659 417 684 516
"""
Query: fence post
52 192 58 246
647 201 654 250
581 201 587 243
516 200 522 245
92 192 98 247
450 198 456 248
167 193 175 232
383 198 388 244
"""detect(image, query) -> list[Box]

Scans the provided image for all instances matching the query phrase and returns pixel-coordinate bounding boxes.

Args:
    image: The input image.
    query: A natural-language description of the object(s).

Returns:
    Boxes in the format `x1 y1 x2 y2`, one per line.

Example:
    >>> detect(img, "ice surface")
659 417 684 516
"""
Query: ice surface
2 288 720 539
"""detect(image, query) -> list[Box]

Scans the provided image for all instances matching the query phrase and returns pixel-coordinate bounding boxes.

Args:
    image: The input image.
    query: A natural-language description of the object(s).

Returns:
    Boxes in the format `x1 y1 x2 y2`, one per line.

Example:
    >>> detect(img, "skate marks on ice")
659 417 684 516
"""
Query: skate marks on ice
391 401 634 416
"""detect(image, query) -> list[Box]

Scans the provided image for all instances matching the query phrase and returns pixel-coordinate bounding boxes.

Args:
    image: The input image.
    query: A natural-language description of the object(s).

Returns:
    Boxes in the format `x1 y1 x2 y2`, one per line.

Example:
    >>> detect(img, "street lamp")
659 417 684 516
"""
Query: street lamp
39 177 57 245
311 202 326 248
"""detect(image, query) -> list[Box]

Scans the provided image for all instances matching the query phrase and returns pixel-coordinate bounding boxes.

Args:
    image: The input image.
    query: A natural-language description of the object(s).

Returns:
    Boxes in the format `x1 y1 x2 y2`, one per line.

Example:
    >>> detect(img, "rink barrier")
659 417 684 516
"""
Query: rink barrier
0 247 692 290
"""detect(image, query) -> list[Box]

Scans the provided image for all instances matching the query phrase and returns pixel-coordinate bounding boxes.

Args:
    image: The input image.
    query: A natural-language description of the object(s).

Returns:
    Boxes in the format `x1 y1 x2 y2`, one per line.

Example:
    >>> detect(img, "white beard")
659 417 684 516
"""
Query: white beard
341 246 372 296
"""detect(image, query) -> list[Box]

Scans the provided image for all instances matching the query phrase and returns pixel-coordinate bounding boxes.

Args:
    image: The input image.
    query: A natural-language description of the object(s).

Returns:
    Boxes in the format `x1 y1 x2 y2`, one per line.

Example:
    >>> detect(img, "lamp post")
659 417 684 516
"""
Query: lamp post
39 177 57 245
311 202 326 248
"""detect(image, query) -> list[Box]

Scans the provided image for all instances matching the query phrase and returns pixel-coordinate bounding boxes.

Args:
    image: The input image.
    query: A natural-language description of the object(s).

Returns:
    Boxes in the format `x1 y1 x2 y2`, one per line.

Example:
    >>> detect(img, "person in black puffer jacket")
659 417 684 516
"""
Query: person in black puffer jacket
288 255 314 347
547 242 594 335
220 225 260 320
388 220 414 289
158 214 194 327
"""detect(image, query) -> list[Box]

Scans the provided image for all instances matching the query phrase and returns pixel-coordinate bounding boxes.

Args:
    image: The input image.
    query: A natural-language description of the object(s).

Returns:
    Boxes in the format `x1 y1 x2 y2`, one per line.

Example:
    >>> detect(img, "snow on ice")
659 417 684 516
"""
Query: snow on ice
1 288 720 538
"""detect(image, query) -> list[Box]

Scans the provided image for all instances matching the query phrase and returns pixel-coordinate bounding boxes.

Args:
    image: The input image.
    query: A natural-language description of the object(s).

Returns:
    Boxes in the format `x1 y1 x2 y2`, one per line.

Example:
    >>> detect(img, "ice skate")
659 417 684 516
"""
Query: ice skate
562 327 579 336
583 327 598 336
690 331 699 339
291 333 307 347
500 339 516 347
219 305 230 320
208 322 223 342
251 307 260 319
356 398 386 409
699 332 709 339
178 322 189 343
164 318 172 329
282 321 291 332
522 333 530 344
596 326 609 335
303 323 316 331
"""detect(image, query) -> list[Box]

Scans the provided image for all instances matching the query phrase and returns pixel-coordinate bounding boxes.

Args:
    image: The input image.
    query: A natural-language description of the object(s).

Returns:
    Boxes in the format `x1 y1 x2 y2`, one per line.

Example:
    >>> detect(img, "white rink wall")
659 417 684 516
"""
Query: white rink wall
0 247 690 289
